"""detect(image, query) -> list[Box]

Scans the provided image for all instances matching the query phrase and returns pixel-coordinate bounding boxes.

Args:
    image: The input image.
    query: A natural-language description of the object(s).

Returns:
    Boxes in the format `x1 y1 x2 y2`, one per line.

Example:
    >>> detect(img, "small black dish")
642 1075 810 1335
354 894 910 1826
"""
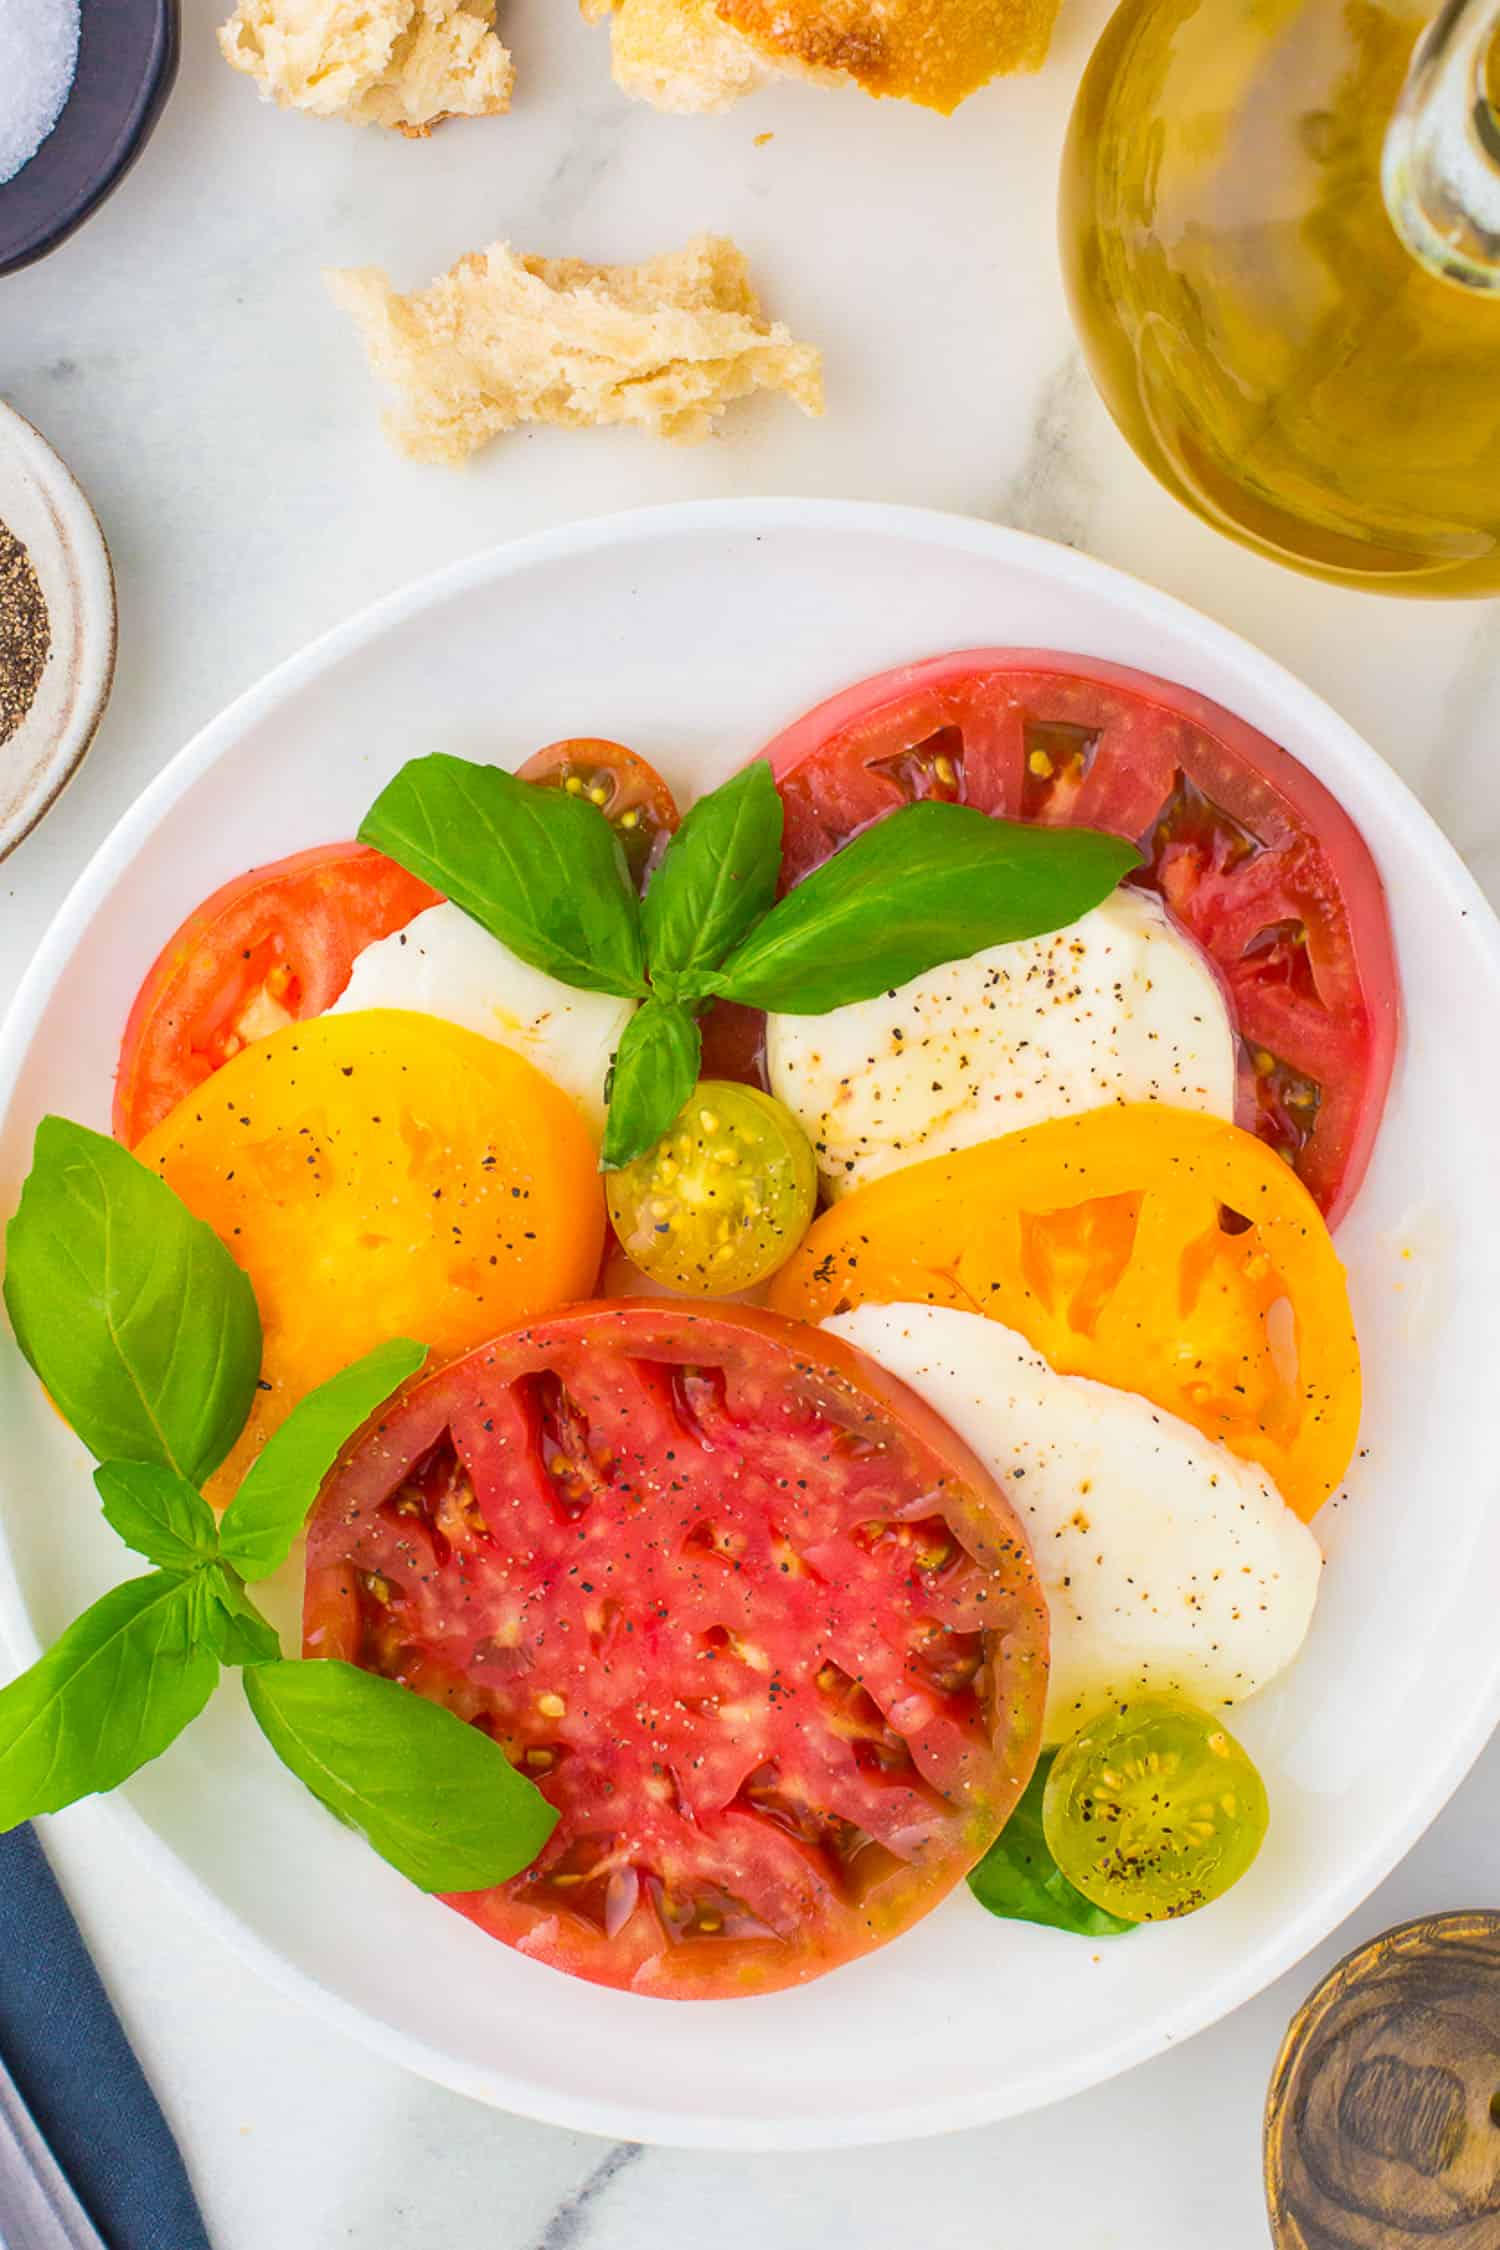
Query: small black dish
0 0 179 278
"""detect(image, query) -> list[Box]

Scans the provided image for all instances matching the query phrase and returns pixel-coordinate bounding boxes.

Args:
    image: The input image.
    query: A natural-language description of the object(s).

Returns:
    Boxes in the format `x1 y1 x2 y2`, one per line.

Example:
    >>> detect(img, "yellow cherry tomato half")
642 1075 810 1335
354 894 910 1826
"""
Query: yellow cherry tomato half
768 1103 1360 1519
134 1009 605 1501
1043 1698 1269 1922
606 1082 817 1298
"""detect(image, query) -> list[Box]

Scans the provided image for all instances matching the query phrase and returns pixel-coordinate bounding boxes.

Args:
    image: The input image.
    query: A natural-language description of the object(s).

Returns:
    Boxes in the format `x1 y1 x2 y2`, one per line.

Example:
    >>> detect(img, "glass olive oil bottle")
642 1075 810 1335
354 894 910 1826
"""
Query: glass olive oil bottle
1062 0 1500 593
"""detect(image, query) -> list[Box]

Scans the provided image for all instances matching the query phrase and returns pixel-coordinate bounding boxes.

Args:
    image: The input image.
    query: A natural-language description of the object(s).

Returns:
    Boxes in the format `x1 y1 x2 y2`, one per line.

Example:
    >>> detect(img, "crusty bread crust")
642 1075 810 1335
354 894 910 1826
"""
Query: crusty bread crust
218 0 514 130
327 234 824 460
588 0 1061 113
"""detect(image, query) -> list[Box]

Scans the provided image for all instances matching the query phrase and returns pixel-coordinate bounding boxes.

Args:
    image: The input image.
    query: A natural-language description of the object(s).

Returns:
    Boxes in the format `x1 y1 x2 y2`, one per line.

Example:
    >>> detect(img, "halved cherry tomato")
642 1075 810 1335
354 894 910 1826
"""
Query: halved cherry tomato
113 844 439 1146
517 738 679 891
606 1082 817 1297
305 1302 1049 1998
768 1104 1360 1520
742 652 1399 1225
1043 1698 1269 1922
135 1011 604 1502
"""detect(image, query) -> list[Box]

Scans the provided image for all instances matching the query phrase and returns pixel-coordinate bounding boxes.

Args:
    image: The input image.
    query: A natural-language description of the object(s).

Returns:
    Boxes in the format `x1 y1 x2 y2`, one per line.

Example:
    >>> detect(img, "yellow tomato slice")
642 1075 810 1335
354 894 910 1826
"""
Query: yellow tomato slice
135 1010 605 1501
769 1104 1360 1520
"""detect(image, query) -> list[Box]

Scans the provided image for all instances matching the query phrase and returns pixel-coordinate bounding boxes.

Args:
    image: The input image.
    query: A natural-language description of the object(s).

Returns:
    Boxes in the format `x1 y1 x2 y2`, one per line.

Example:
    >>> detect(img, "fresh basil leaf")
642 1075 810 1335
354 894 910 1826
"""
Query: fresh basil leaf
360 754 646 999
599 1001 701 1172
642 761 782 1000
199 1565 282 1668
95 1461 220 1573
707 803 1142 1013
3 1118 262 1485
219 1338 427 1583
243 1659 557 1892
0 1574 220 1826
968 1752 1136 1937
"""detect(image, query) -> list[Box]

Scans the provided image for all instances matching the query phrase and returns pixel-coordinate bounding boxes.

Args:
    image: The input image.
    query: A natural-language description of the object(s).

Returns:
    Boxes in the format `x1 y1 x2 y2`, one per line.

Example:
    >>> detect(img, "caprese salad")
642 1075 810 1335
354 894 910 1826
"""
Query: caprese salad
0 652 1397 2002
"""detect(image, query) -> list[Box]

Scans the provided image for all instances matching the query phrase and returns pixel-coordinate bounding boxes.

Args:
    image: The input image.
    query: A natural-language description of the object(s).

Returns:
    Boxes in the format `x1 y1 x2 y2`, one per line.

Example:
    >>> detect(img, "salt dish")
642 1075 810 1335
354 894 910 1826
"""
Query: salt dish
0 0 176 277
0 402 115 861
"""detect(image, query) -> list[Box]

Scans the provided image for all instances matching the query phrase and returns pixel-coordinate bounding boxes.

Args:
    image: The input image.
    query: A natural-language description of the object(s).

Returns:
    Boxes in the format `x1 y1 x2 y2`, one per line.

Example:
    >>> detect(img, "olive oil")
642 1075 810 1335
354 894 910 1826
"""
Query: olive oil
1062 0 1500 594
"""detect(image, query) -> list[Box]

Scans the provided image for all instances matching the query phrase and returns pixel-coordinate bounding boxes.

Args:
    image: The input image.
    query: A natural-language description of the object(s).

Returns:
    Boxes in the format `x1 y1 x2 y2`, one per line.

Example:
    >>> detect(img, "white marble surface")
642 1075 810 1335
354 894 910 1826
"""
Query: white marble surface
2 2 1499 2244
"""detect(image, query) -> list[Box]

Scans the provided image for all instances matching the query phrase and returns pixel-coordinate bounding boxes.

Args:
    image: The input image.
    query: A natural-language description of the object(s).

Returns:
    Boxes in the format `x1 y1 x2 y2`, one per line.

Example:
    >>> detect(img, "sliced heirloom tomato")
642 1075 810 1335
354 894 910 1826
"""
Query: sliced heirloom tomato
114 844 439 1146
769 1104 1361 1521
304 1302 1049 1998
135 1011 605 1502
517 738 680 891
730 652 1398 1225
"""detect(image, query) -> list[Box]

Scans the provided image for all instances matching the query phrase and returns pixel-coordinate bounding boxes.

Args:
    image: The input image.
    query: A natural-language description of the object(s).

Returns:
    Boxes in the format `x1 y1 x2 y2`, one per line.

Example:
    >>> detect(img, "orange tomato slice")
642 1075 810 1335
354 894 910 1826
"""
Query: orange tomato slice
135 1010 605 1502
768 1105 1360 1520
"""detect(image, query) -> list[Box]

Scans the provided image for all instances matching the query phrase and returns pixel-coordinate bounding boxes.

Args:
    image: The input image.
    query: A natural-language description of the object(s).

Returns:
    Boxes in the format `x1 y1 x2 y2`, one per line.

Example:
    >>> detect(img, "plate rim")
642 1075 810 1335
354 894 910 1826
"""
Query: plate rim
3 496 1499 2149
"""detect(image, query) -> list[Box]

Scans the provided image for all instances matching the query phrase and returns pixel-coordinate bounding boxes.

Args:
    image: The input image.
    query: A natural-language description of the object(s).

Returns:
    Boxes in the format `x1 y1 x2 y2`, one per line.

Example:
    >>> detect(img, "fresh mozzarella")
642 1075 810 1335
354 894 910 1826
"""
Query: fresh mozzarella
825 1301 1321 1745
328 902 634 1132
767 888 1235 1196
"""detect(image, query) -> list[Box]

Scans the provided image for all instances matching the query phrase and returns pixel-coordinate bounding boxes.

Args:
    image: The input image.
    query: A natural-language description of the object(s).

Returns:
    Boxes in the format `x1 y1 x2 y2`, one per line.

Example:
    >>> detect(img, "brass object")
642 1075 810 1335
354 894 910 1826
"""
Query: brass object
1265 1911 1500 2248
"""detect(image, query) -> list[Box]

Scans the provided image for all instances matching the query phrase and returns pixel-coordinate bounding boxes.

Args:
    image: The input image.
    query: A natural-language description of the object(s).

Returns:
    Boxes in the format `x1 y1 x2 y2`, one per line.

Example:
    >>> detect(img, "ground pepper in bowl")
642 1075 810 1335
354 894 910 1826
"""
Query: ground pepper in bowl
0 519 51 747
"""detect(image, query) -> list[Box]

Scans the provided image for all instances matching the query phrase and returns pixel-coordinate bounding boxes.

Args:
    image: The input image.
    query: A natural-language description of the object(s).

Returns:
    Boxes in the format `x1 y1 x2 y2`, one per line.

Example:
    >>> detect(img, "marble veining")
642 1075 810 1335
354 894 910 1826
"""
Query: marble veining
529 2144 644 2250
990 351 1099 551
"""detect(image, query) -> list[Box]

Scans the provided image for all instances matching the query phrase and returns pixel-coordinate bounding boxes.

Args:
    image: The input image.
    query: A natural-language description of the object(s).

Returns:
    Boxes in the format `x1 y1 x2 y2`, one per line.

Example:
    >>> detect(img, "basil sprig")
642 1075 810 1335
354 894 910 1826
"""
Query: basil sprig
244 1660 557 1892
360 754 1141 1169
95 1461 221 1573
0 1123 555 1892
600 999 702 1172
0 1575 222 1821
360 754 645 998
3 1119 261 1485
641 760 783 1001
706 805 1141 1013
967 1751 1136 1938
218 1335 426 1582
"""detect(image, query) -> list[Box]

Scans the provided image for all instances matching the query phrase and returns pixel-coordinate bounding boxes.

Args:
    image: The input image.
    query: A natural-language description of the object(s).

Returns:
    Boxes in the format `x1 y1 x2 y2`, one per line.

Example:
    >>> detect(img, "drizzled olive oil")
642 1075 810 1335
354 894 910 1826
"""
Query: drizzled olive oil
1062 0 1500 593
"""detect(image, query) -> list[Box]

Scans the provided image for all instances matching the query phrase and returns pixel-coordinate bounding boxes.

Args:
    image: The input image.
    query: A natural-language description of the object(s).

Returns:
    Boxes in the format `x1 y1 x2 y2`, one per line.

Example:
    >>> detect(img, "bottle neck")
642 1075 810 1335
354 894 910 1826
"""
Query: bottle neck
1383 0 1500 289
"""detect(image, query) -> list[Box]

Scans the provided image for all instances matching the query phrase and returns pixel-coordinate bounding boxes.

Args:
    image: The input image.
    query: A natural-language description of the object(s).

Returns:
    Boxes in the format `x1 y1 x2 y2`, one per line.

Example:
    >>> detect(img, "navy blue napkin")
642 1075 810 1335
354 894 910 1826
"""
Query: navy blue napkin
0 1825 211 2250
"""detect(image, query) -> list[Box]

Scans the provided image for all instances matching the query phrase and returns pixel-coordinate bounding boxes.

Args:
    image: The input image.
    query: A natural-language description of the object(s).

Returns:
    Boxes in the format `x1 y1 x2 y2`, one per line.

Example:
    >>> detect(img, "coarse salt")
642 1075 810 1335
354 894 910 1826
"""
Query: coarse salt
0 0 81 188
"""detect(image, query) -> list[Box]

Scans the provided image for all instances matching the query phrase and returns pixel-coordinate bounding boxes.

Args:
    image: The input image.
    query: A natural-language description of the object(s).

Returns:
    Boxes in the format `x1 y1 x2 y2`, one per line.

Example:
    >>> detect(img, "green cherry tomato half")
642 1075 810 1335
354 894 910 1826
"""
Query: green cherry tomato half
606 1082 818 1297
1041 1698 1269 1922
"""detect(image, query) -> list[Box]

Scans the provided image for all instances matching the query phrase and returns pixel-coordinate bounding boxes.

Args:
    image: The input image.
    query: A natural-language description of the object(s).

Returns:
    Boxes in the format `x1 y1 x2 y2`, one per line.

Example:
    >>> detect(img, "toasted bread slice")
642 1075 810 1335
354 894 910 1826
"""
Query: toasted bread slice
328 234 824 460
218 0 514 131
588 0 1059 113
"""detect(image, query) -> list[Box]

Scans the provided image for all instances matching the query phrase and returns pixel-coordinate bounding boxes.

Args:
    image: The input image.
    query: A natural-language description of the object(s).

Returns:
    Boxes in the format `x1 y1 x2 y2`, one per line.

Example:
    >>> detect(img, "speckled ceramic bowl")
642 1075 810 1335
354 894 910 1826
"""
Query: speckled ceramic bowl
0 401 115 861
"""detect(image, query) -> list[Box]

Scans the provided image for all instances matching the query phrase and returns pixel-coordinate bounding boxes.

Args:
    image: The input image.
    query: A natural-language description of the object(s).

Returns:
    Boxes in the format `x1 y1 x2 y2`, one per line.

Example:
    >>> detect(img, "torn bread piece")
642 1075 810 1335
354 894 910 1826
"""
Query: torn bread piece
327 235 824 460
585 0 1059 114
218 0 514 133
580 0 770 113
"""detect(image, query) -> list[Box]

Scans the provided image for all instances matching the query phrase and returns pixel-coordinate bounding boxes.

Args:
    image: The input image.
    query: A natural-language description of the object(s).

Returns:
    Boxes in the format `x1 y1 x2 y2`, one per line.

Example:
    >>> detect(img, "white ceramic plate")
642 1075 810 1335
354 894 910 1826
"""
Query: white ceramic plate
2 500 1498 2150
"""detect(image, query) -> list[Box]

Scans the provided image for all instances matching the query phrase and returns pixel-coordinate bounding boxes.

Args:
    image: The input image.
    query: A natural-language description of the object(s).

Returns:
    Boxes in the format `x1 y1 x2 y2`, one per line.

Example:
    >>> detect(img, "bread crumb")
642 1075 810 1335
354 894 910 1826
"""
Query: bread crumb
218 0 513 132
586 0 1060 113
327 234 824 460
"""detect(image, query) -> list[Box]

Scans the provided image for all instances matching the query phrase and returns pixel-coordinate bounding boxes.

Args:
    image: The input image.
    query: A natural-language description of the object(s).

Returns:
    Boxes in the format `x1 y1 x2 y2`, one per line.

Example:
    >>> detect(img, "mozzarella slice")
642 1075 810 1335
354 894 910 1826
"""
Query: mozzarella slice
328 902 634 1132
767 887 1235 1196
825 1301 1321 1746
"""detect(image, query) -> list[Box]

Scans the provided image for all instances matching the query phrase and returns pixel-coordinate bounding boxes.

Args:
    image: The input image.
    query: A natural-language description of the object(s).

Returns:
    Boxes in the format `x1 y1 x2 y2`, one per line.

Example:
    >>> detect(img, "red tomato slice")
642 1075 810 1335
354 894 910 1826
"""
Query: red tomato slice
517 738 680 891
113 845 440 1146
742 651 1398 1225
305 1301 1048 1998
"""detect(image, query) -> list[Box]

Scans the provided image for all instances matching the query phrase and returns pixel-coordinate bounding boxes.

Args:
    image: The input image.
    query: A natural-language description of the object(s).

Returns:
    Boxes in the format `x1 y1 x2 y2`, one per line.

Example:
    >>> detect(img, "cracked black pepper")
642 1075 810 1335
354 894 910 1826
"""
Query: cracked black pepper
0 519 50 748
